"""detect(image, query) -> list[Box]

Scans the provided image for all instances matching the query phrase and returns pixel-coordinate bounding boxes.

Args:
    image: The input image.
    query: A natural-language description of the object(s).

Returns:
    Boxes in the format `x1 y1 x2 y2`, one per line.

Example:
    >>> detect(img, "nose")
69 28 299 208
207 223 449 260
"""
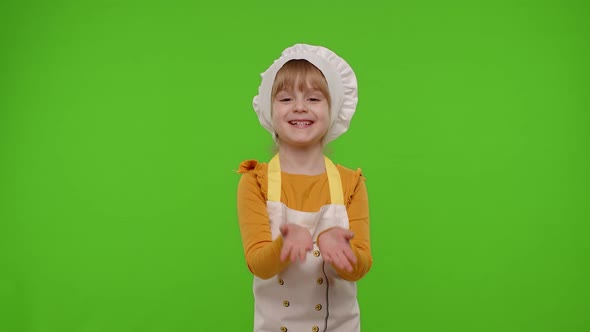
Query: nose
294 98 307 112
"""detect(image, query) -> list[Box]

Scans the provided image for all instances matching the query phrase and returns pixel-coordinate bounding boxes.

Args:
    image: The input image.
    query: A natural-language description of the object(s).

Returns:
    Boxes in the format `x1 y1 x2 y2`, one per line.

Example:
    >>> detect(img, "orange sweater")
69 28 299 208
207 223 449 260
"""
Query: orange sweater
236 159 372 281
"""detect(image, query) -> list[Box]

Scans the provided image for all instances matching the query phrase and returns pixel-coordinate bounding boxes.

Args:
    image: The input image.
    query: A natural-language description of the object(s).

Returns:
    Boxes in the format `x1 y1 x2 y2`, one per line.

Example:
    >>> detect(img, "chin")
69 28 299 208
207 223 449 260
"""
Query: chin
284 139 323 148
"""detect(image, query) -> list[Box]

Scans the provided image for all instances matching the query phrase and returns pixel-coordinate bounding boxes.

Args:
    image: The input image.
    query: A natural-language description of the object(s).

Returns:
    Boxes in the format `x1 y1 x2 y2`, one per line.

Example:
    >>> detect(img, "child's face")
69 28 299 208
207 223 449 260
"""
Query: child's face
272 83 330 149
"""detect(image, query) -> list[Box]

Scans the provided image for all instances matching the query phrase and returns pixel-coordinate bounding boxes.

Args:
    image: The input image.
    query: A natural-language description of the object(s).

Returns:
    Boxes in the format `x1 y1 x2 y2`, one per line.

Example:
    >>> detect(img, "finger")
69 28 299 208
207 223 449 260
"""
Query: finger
336 253 348 270
343 247 357 265
335 251 353 272
281 243 293 262
333 251 346 270
290 249 298 263
280 245 290 262
292 247 305 263
299 249 307 262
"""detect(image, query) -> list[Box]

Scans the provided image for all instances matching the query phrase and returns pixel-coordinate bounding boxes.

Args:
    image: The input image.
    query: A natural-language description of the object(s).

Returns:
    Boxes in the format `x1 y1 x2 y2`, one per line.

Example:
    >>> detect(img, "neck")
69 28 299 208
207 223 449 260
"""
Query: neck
277 143 325 175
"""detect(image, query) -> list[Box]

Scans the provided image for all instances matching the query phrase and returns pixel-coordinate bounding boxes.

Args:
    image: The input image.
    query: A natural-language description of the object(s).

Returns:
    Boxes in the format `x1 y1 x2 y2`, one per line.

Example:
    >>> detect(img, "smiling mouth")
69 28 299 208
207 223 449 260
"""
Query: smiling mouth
289 120 314 128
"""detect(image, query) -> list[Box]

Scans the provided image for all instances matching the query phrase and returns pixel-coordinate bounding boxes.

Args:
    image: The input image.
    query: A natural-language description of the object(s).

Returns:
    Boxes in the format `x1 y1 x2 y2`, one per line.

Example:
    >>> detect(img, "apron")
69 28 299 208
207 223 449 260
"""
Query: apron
253 154 360 332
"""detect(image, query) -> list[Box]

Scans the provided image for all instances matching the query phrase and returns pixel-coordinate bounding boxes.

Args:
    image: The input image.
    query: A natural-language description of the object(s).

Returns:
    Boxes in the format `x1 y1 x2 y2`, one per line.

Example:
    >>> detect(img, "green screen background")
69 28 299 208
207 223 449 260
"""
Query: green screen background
1 1 588 331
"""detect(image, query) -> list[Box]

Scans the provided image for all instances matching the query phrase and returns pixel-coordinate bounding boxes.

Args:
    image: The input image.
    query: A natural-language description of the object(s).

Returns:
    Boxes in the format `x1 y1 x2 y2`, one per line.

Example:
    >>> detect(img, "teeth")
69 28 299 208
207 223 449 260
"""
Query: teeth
289 121 312 126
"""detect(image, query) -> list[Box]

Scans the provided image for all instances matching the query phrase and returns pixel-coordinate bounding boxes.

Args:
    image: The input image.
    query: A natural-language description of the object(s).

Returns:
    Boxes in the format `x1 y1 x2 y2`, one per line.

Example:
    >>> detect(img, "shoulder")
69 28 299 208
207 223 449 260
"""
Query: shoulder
335 163 368 205
335 163 366 195
236 159 269 196
335 163 366 183
237 159 266 174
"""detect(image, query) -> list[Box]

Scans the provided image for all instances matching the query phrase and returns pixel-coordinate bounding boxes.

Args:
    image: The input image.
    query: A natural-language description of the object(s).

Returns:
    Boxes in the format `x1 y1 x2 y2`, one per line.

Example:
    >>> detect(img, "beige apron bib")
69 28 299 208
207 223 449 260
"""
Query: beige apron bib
253 154 360 332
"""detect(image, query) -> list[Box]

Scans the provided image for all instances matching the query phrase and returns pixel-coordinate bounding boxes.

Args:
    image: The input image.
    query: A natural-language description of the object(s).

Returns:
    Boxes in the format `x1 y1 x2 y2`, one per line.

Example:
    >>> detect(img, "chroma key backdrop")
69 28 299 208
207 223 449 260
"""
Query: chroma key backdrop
1 1 588 331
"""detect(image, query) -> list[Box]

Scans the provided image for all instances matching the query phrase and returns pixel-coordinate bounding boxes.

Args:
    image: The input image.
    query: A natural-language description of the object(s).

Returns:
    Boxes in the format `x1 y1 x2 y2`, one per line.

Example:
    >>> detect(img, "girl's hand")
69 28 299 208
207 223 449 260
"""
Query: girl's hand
280 224 313 263
318 227 357 272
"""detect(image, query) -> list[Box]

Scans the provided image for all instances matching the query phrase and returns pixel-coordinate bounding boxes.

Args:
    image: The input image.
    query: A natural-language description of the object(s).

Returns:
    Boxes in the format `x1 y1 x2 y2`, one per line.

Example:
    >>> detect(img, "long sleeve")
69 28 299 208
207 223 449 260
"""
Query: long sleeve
237 168 290 279
331 171 372 281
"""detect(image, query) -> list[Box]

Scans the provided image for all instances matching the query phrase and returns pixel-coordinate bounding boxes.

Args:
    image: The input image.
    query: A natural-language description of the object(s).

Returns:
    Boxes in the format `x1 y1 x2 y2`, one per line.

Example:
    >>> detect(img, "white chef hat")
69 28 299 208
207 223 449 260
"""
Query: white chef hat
252 43 358 145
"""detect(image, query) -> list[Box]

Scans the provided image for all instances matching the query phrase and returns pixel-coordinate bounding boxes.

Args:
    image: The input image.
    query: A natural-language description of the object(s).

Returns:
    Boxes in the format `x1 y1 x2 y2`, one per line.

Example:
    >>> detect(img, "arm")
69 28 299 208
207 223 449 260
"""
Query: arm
321 173 372 281
237 171 290 279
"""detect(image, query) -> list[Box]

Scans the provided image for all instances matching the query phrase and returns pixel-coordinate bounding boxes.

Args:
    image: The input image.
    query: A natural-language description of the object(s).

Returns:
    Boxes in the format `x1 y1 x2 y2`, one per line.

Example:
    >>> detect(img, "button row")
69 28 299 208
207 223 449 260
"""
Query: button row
277 277 324 285
279 326 320 332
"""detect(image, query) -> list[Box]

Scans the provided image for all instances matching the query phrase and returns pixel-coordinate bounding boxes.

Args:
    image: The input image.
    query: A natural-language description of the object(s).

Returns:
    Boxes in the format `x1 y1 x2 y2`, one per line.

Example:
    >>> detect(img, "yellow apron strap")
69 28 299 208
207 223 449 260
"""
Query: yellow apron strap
267 154 344 205
325 156 344 205
267 154 281 202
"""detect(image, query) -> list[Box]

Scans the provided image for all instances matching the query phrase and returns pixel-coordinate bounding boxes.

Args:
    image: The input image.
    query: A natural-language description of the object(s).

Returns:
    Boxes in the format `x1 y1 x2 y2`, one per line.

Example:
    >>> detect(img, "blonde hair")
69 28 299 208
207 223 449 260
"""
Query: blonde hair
271 59 331 108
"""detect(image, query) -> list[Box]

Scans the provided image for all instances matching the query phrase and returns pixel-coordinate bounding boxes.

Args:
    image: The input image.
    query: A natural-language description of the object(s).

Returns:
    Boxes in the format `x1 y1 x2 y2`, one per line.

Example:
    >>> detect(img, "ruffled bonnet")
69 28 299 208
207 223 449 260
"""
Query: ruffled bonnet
252 44 358 144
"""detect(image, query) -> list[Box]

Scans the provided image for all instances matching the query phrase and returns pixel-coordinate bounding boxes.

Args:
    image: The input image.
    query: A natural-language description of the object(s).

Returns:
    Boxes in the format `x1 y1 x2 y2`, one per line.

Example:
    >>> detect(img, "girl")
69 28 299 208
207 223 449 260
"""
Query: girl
237 44 372 332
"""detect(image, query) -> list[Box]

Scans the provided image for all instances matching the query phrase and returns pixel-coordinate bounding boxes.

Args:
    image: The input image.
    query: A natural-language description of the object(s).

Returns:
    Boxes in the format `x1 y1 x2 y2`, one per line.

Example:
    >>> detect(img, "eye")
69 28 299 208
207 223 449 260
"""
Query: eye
279 97 292 102
308 97 322 102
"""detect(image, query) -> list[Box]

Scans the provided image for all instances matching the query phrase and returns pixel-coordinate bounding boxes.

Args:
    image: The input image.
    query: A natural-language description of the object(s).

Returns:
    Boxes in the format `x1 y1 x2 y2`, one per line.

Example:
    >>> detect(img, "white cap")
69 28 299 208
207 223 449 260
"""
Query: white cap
252 44 358 144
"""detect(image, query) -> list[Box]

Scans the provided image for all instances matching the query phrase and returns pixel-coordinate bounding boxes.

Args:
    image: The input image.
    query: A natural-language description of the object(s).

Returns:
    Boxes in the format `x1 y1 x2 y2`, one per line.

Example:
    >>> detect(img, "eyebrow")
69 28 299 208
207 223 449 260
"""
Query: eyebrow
277 87 324 94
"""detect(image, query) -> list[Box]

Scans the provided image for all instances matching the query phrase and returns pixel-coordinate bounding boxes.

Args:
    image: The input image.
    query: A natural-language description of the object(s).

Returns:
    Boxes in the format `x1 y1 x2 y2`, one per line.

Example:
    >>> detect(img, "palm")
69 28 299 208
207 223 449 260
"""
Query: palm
280 224 313 263
318 227 357 272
